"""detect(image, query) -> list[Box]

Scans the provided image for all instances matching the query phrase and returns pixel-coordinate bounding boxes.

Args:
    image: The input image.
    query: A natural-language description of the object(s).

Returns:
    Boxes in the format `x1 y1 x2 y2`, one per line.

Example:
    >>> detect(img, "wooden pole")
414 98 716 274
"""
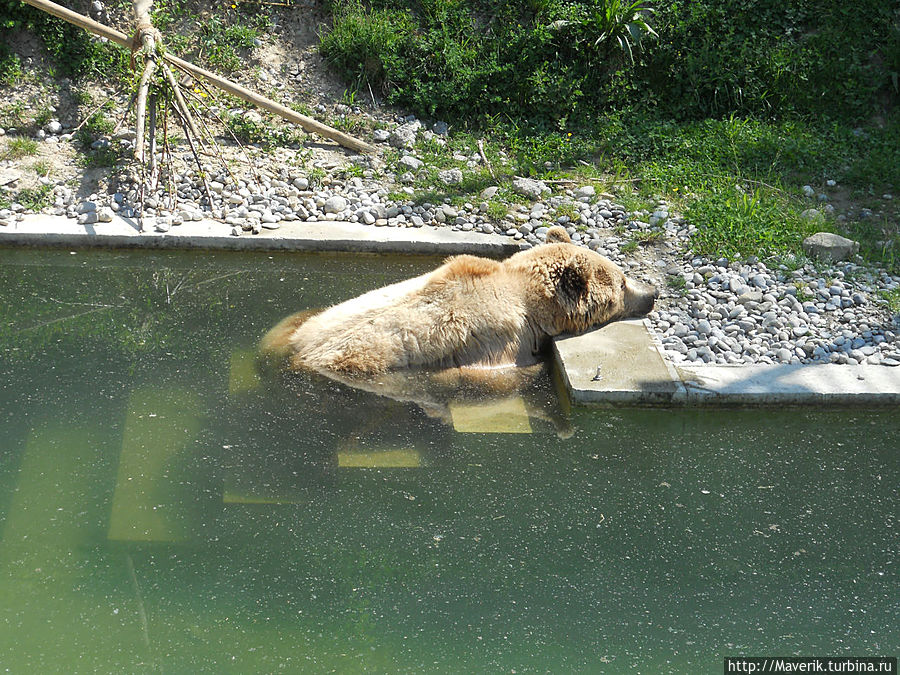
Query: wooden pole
18 0 377 154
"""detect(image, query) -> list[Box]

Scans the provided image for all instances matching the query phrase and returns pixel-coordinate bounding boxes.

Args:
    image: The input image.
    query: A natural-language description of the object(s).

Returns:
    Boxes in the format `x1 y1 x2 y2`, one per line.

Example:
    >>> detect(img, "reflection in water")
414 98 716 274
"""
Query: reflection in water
0 249 896 672
265 358 574 437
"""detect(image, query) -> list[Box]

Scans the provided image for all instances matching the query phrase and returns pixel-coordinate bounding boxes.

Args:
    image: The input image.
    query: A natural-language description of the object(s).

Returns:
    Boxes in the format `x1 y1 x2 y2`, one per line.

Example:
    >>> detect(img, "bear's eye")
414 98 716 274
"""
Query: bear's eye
620 279 627 291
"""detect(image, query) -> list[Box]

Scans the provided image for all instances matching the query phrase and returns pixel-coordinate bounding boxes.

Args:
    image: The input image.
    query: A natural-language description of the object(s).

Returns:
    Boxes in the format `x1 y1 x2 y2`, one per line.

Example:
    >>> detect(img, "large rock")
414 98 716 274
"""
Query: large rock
0 169 22 186
323 196 348 214
398 155 424 171
800 208 825 224
802 232 860 262
388 121 422 149
438 168 463 186
512 177 551 200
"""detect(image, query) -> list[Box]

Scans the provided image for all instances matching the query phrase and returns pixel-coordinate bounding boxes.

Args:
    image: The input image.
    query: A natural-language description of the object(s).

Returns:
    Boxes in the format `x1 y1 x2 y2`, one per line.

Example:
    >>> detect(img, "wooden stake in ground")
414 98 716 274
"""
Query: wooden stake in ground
132 0 158 164
19 0 376 155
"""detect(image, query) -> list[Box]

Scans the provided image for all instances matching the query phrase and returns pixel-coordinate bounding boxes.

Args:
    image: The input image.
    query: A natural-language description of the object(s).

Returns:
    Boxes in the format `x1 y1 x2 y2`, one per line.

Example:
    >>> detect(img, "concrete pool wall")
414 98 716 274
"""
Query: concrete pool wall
3 213 900 406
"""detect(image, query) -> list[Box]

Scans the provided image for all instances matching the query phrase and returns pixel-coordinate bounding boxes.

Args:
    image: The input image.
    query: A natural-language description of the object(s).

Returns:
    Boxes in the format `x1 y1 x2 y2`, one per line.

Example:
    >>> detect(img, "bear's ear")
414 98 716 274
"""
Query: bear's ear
556 257 589 308
555 256 617 325
544 226 571 244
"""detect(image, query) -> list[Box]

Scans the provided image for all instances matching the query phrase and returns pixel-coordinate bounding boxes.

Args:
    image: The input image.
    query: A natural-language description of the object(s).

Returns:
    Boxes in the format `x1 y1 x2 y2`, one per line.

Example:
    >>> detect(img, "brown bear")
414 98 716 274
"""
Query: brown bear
260 227 657 379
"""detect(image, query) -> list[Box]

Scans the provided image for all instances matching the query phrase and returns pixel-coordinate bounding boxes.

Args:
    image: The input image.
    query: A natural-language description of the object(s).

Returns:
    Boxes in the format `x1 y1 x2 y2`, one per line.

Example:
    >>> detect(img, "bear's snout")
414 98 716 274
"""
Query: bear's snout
624 279 658 317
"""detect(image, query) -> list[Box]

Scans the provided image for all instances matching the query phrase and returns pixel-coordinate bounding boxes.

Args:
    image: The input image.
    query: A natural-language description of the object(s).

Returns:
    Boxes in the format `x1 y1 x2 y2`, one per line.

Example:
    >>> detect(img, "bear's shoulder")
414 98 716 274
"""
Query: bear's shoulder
433 255 502 283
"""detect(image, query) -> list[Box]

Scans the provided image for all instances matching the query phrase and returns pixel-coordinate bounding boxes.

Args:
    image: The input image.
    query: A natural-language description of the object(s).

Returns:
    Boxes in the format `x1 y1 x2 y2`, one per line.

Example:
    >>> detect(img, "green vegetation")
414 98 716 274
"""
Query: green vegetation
150 0 271 73
0 100 28 129
486 201 508 221
31 159 50 176
554 201 580 222
881 288 900 314
14 184 52 211
0 0 129 82
2 136 39 159
74 108 116 148
224 111 302 149
197 13 263 73
631 227 666 246
666 274 687 292
77 145 123 169
0 44 22 85
321 0 896 125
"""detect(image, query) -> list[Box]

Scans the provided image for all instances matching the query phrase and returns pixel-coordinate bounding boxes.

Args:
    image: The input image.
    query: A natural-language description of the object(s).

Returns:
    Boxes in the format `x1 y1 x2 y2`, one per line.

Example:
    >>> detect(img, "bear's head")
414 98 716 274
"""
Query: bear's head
519 226 658 335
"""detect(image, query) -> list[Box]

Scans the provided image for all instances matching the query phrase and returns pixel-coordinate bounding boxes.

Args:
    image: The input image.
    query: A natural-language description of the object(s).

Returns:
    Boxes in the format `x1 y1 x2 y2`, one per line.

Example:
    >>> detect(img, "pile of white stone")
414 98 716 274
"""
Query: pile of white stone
650 256 900 366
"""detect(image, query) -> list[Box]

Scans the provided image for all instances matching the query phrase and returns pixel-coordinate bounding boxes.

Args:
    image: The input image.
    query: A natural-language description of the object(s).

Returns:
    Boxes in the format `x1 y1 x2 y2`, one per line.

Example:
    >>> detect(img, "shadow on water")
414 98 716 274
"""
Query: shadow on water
0 248 897 672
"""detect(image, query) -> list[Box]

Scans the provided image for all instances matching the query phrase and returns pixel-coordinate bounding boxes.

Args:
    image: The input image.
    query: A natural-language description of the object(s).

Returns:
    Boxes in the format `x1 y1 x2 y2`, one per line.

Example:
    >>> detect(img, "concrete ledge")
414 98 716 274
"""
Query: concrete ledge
676 363 900 406
555 319 685 405
0 214 524 256
554 319 900 406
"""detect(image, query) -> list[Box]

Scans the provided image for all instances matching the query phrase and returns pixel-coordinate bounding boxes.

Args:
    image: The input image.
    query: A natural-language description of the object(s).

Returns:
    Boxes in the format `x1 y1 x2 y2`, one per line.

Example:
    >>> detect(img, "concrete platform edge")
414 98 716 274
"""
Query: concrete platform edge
0 214 524 256
554 322 900 407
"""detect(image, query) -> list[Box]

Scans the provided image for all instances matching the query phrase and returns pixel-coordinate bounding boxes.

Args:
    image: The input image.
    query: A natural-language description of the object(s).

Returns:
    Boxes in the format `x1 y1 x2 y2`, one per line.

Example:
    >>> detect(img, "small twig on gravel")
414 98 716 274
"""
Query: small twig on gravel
71 86 127 135
180 88 239 189
171 102 215 215
477 139 495 179
179 77 263 191
148 92 158 184
111 93 137 135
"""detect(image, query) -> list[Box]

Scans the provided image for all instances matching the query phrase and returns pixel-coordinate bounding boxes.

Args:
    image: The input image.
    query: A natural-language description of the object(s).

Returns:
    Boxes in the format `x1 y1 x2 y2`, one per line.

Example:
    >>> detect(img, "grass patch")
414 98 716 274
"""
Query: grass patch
486 201 508 221
2 137 39 159
0 47 23 86
631 228 667 246
0 101 28 129
15 184 53 211
880 289 900 314
75 108 115 147
31 160 51 177
554 202 579 221
667 275 687 292
686 186 813 259
78 146 122 169
225 112 302 148
198 14 264 73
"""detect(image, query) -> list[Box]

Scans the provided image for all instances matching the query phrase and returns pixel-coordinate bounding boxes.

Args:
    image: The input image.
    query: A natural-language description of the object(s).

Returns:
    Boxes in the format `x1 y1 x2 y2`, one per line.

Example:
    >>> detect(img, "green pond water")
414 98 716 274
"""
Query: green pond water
0 248 896 673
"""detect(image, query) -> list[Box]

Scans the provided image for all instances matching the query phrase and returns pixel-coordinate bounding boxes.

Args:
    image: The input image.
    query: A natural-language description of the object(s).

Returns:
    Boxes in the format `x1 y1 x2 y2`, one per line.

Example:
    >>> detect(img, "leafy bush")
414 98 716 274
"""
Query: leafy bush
0 44 22 85
319 0 415 94
635 0 897 121
321 0 647 124
0 0 128 81
320 0 897 126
